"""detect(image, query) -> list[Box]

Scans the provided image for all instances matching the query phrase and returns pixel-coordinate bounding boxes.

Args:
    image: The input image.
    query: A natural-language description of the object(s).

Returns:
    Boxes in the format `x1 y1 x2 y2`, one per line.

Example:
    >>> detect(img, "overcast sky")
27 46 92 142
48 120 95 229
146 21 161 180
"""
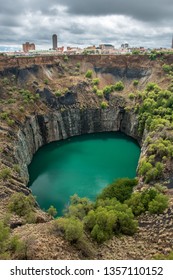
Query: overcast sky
0 0 173 49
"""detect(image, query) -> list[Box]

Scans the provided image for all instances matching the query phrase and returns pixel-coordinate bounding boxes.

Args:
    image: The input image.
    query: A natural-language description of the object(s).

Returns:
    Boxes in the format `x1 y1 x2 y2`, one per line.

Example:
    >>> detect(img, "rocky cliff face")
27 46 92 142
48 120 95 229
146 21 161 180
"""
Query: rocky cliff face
15 107 140 186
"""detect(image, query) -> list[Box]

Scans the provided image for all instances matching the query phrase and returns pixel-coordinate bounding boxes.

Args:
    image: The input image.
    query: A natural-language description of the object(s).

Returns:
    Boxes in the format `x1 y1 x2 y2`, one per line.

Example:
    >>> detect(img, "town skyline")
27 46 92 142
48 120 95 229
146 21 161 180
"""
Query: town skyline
0 0 173 50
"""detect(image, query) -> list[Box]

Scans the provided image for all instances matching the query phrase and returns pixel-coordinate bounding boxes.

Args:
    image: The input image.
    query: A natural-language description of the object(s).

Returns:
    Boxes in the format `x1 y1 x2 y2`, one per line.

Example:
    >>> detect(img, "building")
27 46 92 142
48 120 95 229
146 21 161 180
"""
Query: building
99 44 115 54
52 34 57 50
22 42 35 53
121 43 129 49
99 44 115 50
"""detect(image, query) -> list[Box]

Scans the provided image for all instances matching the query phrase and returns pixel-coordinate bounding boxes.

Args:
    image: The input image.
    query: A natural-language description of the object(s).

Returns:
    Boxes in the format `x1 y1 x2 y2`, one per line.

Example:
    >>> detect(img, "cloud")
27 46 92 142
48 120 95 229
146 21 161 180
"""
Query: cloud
56 0 173 22
0 0 172 48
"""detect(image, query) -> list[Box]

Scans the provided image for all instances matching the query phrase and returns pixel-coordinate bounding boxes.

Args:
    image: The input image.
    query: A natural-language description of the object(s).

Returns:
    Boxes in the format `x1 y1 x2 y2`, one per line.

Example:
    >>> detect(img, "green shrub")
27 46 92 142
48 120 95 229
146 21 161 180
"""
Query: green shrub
92 78 100 85
98 178 138 203
0 112 9 120
2 78 9 85
126 188 168 216
96 90 103 98
103 85 113 95
153 251 173 260
146 82 157 91
84 198 138 243
117 211 138 235
100 101 108 109
128 93 135 100
85 70 93 78
63 55 69 62
133 80 139 86
44 79 49 85
0 168 11 180
162 64 172 73
132 50 140 55
55 217 83 243
8 193 35 218
47 205 57 217
93 85 98 93
76 62 81 68
13 164 20 174
64 194 93 220
0 221 10 254
149 53 157 60
148 193 169 214
7 118 15 126
113 81 124 91
0 221 26 259
55 90 62 97
7 98 16 104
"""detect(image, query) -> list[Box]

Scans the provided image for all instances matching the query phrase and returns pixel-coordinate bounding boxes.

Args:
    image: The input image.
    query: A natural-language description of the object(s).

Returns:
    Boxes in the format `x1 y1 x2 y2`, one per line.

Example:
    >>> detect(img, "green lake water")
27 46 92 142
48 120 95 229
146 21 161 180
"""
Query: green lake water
28 132 140 215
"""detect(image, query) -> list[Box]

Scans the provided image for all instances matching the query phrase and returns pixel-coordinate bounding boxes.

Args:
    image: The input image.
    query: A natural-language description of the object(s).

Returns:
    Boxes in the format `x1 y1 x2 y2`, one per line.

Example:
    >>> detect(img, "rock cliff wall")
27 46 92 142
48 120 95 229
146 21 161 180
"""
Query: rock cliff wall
15 107 140 185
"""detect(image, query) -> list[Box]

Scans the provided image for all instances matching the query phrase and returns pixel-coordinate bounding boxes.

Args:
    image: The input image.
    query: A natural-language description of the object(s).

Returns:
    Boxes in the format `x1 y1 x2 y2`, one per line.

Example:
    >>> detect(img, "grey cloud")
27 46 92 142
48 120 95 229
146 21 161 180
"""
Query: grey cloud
57 0 173 22
0 0 172 48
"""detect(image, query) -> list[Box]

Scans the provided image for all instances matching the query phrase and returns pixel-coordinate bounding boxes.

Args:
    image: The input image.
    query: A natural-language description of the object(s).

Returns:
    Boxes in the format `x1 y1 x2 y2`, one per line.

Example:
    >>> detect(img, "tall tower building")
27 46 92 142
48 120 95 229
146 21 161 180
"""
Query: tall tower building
52 34 57 50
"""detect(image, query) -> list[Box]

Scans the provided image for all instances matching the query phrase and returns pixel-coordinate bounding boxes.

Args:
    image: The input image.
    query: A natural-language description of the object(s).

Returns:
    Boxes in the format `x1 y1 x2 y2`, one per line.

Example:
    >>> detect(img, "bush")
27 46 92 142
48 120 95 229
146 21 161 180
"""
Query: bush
0 221 25 259
55 90 62 97
98 178 138 203
64 194 93 220
47 205 57 217
76 62 80 68
113 81 124 91
132 50 140 55
103 85 113 95
93 85 98 93
117 211 138 235
55 217 83 243
92 78 100 85
63 55 69 62
0 112 9 120
133 80 139 86
85 70 93 79
0 168 11 180
153 251 173 260
0 221 10 254
128 93 135 100
148 193 169 214
125 192 145 216
96 90 103 98
13 164 20 174
84 198 138 243
7 118 15 126
126 188 168 216
162 64 172 73
8 193 35 218
100 101 108 109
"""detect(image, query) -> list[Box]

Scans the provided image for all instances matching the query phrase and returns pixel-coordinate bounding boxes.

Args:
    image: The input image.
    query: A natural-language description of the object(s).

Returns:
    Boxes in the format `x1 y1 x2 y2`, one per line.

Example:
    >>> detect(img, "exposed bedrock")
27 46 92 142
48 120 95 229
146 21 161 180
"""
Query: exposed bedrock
15 107 140 187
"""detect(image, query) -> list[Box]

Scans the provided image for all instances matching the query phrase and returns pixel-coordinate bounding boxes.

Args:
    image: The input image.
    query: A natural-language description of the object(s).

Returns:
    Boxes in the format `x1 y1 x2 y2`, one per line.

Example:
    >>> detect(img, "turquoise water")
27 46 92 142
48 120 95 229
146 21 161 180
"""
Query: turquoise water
28 132 140 215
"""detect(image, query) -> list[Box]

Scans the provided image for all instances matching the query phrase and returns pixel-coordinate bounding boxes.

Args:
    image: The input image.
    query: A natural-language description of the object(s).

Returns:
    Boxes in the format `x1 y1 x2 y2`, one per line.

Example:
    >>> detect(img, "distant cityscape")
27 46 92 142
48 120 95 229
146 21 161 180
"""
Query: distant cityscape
1 34 173 56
